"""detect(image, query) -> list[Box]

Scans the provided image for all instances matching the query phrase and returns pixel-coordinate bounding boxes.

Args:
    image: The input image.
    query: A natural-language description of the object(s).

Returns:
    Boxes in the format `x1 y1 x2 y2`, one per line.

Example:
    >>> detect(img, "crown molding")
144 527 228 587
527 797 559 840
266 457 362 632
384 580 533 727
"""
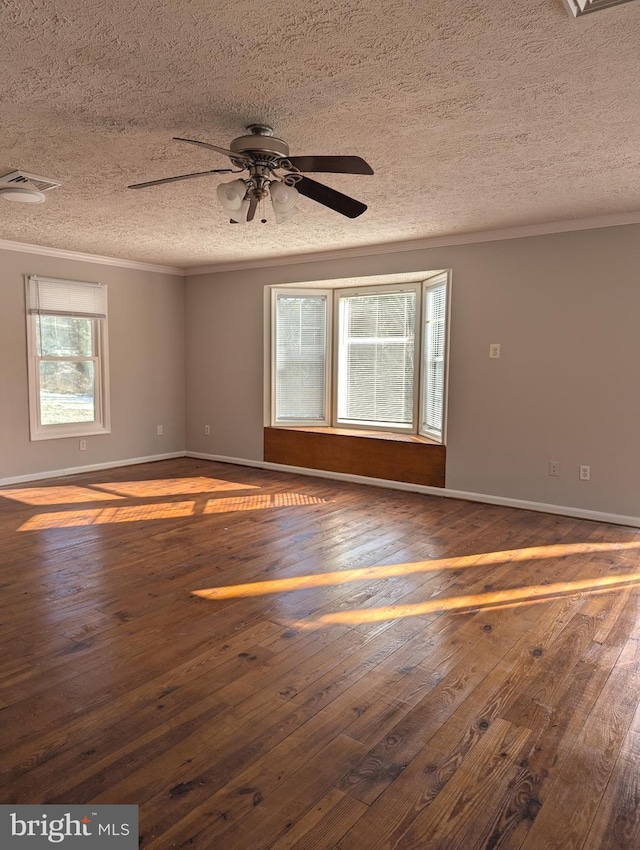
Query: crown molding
3 208 640 279
0 238 183 276
183 209 640 276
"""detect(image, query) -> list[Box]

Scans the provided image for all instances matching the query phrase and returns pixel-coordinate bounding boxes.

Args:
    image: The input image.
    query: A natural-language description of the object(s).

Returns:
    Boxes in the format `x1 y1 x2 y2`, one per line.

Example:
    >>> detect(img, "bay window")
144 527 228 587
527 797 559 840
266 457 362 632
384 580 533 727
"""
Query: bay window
270 272 450 443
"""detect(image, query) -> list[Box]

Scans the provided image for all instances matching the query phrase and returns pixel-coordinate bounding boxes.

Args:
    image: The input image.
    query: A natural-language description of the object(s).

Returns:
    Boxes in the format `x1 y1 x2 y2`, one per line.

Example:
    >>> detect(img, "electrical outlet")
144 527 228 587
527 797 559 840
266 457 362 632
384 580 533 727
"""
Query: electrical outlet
156 425 163 436
489 343 501 359
580 465 591 481
79 439 87 451
204 425 211 435
549 461 560 477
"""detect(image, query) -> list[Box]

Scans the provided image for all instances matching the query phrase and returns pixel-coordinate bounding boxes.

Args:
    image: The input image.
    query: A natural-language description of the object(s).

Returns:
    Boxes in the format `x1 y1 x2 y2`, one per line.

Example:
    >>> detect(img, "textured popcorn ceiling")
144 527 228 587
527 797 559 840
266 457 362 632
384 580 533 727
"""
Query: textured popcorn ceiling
1 0 639 269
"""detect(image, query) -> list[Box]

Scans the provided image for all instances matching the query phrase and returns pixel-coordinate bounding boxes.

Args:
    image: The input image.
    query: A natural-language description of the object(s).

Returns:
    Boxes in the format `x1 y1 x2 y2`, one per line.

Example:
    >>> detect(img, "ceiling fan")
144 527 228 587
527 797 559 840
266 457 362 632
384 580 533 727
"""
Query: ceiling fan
128 124 374 224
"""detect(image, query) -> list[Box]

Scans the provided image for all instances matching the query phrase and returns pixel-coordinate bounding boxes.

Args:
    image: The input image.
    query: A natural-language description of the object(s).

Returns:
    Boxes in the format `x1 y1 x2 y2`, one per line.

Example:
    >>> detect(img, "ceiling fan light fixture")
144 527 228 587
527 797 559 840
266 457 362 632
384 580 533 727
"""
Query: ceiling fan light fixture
0 185 47 204
270 180 299 224
217 178 251 223
217 178 247 209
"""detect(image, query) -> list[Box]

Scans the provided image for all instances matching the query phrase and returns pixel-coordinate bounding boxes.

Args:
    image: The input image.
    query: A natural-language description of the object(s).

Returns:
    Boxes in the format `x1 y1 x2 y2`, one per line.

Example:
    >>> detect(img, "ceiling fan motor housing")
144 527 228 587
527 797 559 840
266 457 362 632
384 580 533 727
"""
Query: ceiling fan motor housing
230 125 290 158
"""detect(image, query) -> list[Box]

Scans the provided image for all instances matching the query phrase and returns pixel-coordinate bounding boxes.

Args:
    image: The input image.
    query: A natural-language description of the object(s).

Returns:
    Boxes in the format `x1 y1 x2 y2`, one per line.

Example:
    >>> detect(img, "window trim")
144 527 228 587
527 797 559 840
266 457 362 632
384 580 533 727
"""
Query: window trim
25 276 111 441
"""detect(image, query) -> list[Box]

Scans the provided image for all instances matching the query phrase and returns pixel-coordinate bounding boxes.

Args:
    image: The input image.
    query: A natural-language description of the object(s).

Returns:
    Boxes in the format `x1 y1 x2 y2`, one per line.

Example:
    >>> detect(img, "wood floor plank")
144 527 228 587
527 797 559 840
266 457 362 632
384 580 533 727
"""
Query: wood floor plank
379 718 532 850
465 637 624 849
519 663 640 850
269 788 368 850
199 735 367 850
584 721 640 850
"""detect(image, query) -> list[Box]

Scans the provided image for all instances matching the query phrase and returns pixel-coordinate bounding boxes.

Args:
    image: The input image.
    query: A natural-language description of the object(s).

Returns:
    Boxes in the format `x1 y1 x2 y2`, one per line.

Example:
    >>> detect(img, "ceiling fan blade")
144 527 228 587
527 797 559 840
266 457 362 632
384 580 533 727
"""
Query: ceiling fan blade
247 196 258 222
128 168 234 189
286 155 373 175
294 176 368 218
173 137 250 162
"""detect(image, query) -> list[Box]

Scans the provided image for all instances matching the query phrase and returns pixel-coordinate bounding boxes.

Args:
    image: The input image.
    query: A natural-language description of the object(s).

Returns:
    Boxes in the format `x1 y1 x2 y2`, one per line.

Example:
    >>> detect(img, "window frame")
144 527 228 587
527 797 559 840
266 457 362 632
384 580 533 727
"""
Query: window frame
25 275 111 441
268 272 451 444
419 272 451 443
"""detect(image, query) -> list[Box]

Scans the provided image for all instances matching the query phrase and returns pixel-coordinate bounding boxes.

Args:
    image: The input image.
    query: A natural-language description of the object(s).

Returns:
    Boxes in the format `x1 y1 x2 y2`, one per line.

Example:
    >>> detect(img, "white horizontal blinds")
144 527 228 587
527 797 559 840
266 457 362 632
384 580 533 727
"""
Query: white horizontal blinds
274 293 328 422
338 290 416 427
27 276 107 319
422 279 447 440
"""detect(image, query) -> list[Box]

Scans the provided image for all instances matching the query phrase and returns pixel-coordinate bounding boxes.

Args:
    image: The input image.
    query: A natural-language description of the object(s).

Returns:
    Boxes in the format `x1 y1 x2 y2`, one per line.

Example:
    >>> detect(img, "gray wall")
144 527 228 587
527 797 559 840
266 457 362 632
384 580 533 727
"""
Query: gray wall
185 224 640 519
0 247 185 481
4 224 638 519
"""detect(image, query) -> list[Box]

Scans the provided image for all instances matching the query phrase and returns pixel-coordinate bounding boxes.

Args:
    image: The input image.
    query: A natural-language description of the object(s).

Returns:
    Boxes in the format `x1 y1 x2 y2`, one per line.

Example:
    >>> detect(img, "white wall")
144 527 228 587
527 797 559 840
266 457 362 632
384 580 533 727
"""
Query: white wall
184 223 640 520
0 247 185 482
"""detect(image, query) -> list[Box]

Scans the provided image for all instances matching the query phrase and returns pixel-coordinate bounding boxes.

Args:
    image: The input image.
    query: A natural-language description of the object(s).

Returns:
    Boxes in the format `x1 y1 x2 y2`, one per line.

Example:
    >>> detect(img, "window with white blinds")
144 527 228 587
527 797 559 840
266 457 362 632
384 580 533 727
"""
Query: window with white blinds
269 274 449 442
273 291 330 424
337 289 417 429
25 275 110 441
421 278 448 441
27 276 107 319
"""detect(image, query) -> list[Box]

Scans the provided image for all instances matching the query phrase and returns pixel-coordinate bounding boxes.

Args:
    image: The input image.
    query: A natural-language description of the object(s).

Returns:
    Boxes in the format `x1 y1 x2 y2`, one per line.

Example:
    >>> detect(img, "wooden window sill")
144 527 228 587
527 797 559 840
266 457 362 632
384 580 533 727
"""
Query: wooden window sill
270 425 440 445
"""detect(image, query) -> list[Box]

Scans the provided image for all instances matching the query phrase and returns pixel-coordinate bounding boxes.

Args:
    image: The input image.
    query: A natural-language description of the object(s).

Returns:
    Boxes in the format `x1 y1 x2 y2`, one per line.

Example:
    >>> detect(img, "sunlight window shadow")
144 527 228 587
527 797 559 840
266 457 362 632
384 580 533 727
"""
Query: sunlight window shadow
91 476 260 498
297 572 640 627
18 501 195 530
191 540 640 601
203 493 327 515
0 485 125 506
18 491 328 530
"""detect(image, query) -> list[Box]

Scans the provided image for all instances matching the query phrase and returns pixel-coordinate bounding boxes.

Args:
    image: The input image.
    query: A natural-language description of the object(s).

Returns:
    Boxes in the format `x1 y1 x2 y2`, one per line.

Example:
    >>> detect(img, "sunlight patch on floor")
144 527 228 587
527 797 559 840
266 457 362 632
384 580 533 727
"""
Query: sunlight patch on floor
0 485 125 506
19 501 196 529
18 491 327 530
92 476 260 498
202 493 326 514
191 540 640 600
300 572 640 627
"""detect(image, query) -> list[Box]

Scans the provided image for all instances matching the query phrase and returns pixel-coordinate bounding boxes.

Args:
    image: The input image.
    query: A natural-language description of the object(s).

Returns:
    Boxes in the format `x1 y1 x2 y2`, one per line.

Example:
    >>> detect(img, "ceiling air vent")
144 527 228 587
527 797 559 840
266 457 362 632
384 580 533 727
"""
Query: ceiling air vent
0 170 62 192
563 0 638 16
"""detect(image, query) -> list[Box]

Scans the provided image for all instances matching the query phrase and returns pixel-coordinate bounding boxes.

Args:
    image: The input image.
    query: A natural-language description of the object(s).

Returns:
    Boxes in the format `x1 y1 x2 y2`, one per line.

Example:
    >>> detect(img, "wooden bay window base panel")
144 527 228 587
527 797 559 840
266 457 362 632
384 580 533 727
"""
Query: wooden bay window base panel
264 426 446 488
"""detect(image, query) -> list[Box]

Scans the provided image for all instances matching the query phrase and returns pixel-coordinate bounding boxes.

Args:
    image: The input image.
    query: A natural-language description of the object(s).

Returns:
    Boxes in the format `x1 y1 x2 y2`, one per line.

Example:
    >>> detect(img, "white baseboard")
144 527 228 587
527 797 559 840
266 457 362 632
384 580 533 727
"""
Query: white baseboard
0 452 186 488
5 450 636 528
186 451 640 528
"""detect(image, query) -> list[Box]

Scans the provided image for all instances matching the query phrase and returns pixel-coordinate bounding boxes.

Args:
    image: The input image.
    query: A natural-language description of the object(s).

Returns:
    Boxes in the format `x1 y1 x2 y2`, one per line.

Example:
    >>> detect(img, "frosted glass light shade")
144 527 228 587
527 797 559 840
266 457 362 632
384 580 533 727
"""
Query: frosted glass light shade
270 180 299 223
229 199 250 223
217 179 250 222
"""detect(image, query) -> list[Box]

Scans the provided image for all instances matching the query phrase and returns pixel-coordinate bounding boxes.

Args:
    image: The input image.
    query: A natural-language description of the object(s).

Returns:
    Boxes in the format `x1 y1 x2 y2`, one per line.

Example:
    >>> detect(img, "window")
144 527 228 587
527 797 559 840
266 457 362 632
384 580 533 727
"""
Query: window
270 273 450 442
336 288 417 430
422 277 448 440
26 275 110 440
271 290 331 426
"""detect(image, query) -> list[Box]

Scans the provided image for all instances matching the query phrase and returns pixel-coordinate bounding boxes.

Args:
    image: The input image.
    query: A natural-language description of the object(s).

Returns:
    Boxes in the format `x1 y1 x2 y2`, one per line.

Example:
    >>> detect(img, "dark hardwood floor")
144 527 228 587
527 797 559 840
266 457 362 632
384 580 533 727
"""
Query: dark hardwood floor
1 457 639 849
